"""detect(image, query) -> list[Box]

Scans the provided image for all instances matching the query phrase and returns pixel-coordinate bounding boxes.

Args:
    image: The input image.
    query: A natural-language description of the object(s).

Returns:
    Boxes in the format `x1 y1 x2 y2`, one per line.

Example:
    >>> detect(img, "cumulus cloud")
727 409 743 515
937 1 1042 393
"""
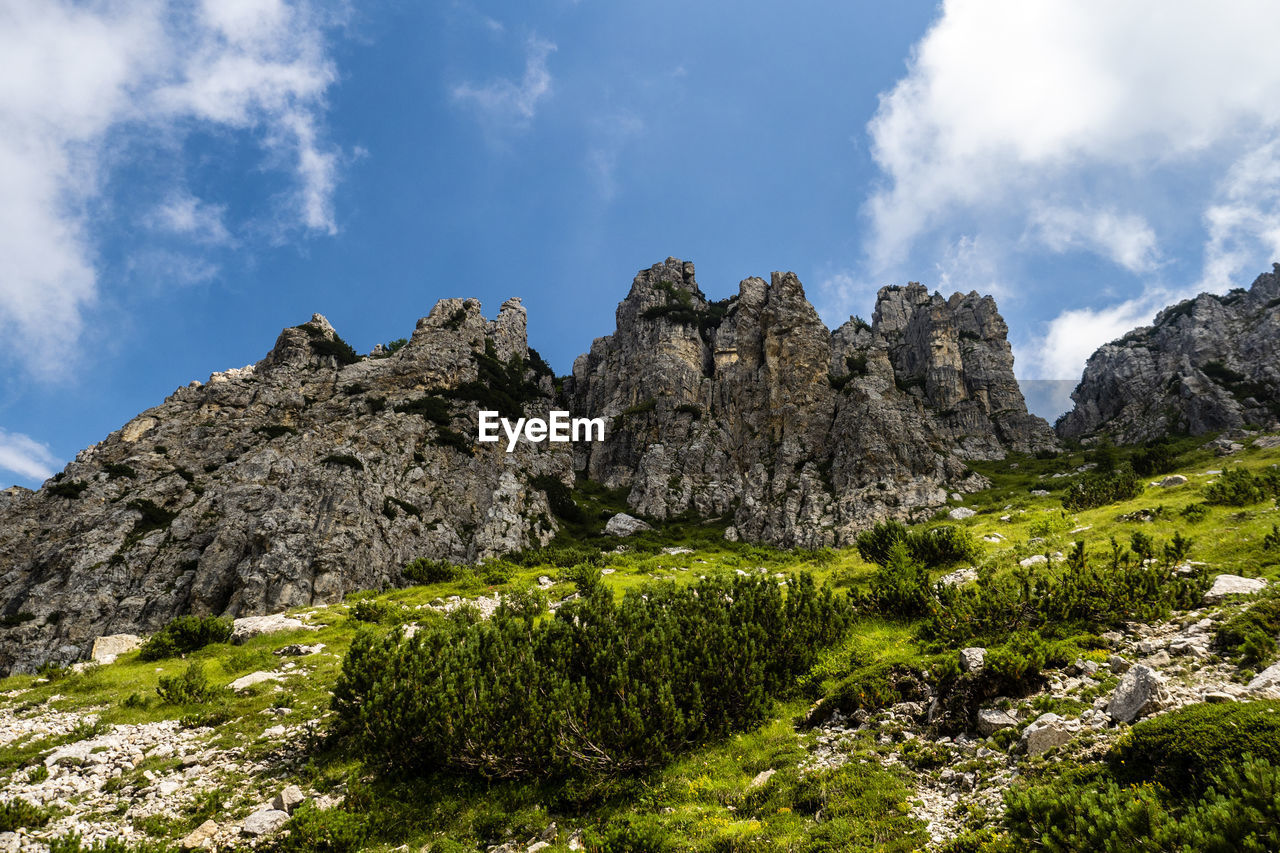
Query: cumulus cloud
861 0 1280 379
1027 206 1160 274
0 429 61 482
452 36 556 129
0 0 344 377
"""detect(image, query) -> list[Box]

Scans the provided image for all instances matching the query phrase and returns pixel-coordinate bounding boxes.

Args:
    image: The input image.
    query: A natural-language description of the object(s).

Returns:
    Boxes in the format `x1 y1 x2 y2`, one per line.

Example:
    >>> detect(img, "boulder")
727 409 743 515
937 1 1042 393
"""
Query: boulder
272 784 306 814
228 671 284 692
976 708 1017 736
1108 665 1170 723
90 634 142 664
1247 663 1280 698
241 809 290 836
231 614 315 644
1021 713 1074 756
948 507 976 520
181 819 219 850
939 568 978 587
604 513 653 537
1158 474 1188 487
959 647 986 673
274 643 324 657
1204 574 1267 603
1019 554 1048 568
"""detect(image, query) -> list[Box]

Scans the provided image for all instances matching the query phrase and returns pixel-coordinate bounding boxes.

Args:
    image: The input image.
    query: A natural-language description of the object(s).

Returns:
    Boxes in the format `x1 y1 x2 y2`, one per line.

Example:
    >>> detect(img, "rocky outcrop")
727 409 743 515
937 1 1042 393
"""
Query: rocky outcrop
0 300 570 673
0 257 1052 672
1057 266 1280 443
569 259 1054 547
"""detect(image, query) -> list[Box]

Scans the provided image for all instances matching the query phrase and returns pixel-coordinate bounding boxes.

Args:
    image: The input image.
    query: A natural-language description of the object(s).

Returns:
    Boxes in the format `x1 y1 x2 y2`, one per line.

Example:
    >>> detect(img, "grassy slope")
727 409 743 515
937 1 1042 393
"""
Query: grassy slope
0 433 1277 850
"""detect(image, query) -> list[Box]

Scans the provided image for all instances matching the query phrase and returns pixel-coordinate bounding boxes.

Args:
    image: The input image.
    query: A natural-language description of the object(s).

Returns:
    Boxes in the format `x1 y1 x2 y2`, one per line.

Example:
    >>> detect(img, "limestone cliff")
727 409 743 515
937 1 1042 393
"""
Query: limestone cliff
568 259 1054 547
0 300 570 673
1057 266 1280 443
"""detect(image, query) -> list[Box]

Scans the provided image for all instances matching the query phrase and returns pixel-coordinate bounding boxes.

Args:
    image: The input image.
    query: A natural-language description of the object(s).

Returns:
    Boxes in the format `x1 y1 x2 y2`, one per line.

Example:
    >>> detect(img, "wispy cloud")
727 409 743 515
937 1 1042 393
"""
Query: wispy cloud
586 111 644 200
0 429 61 482
452 36 556 130
1027 206 1160 274
0 0 346 379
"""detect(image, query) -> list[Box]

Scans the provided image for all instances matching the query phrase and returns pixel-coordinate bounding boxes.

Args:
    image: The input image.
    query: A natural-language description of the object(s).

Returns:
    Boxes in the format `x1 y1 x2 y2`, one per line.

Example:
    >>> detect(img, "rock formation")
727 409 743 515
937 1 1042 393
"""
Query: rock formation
1057 266 1280 443
568 259 1054 546
0 258 1053 672
0 300 570 673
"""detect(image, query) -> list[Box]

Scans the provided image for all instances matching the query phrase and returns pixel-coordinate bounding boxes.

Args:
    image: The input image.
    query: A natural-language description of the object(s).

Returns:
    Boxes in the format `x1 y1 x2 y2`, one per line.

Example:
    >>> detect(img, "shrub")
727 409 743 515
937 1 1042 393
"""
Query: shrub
0 797 49 831
1266 523 1280 551
321 454 364 472
1216 591 1280 667
46 480 88 499
855 521 978 568
47 835 178 853
156 662 221 705
393 395 451 425
865 541 932 617
138 615 233 661
1181 502 1209 522
102 462 137 480
278 803 369 853
1204 467 1269 506
1002 756 1280 853
298 322 360 365
27 764 49 783
402 557 463 584
333 574 850 780
1132 441 1177 476
1062 465 1143 511
127 499 177 539
1109 700 1280 797
530 475 584 523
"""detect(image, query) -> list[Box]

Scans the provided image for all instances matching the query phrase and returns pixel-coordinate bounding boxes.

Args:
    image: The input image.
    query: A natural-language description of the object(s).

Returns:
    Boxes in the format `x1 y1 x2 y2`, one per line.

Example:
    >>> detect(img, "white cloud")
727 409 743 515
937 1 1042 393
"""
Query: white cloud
0 0 344 377
1027 206 1160 274
0 429 61 482
587 112 643 201
1021 291 1168 380
452 36 556 129
865 0 1280 277
1199 140 1280 292
934 236 1011 299
149 192 232 245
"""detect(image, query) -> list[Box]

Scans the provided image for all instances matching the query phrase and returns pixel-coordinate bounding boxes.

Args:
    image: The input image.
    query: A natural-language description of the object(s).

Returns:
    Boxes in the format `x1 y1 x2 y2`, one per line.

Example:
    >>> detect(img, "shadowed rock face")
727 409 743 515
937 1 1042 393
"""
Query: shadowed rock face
1057 266 1280 443
0 300 571 673
568 258 1054 547
0 258 1052 672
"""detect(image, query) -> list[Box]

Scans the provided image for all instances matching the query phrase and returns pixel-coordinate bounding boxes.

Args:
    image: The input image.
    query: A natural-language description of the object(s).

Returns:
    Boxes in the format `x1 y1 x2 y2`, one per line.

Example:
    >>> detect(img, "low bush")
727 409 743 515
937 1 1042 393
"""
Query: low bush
333 574 849 780
138 615 232 661
1204 466 1280 506
0 797 50 832
1109 700 1280 797
855 520 979 568
278 803 370 853
156 662 222 705
402 557 463 584
1062 465 1143 511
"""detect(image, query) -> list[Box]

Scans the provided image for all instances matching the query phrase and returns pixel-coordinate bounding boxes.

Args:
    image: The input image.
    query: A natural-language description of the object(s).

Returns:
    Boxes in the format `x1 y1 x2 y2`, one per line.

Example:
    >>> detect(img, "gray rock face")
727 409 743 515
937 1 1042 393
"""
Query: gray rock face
603 513 653 537
959 647 986 673
1108 664 1170 723
976 708 1017 736
1021 713 1074 756
569 259 1053 548
0 300 569 673
1058 266 1280 442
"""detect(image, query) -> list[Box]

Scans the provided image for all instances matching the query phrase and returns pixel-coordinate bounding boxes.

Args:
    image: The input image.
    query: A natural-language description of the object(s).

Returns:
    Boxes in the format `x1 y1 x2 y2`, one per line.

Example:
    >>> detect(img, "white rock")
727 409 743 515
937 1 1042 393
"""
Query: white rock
231 614 315 644
1019 554 1048 568
748 769 776 789
1021 713 1074 756
959 647 986 673
182 819 219 850
976 708 1017 736
1030 489 1050 497
228 671 284 692
90 634 142 664
948 507 976 520
272 784 306 814
939 568 978 587
241 809 290 836
1248 663 1280 698
1204 574 1267 603
1108 665 1170 723
604 513 653 537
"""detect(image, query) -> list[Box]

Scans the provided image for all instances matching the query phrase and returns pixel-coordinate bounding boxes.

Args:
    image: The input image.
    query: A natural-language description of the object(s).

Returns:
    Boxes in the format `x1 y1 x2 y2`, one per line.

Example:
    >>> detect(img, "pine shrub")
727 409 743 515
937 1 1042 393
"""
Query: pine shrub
332 574 849 780
138 615 232 661
156 662 221 705
0 797 50 832
1062 465 1143 511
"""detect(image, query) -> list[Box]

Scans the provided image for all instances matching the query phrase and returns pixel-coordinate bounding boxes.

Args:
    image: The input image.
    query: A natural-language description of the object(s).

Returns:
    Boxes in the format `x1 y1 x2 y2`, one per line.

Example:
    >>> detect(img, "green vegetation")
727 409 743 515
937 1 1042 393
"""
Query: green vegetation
333 574 849 780
103 462 137 480
0 797 50 831
139 615 233 661
1062 464 1143 510
46 479 88 499
855 520 980 568
156 662 222 705
298 321 361 365
640 280 735 337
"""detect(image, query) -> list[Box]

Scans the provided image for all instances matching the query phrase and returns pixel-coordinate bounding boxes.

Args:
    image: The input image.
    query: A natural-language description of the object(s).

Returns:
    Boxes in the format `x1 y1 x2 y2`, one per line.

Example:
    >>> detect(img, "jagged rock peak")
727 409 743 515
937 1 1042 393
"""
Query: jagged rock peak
1057 265 1280 443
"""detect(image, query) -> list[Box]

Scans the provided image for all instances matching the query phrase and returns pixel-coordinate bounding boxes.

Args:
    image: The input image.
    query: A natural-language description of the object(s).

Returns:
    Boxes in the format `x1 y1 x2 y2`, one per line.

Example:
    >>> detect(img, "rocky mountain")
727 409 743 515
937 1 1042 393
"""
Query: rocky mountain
0 301 570 674
569 259 1054 545
1057 265 1280 443
0 258 1052 672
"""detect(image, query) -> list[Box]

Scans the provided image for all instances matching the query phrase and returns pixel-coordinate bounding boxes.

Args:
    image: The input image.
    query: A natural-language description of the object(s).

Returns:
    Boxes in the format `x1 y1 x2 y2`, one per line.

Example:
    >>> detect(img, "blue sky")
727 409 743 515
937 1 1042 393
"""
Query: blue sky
4 0 1280 487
